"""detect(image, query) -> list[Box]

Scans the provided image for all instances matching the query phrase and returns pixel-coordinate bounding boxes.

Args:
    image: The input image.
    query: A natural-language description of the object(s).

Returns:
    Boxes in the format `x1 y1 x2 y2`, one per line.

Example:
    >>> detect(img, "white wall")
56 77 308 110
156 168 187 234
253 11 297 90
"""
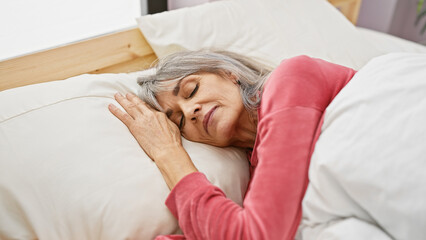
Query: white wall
357 0 426 44
141 0 148 15
0 0 141 61
357 0 398 33
389 0 426 43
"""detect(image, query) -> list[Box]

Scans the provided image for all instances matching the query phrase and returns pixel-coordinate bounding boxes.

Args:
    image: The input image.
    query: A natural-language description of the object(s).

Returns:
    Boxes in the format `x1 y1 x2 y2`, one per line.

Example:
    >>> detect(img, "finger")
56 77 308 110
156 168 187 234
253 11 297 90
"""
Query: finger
114 93 142 118
126 93 155 111
108 103 134 126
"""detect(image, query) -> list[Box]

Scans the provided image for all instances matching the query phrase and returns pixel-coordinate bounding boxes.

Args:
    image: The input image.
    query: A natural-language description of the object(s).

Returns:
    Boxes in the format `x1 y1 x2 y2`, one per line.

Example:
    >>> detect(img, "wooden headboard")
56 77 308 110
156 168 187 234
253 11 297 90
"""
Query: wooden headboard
0 0 362 91
0 28 157 91
328 0 362 25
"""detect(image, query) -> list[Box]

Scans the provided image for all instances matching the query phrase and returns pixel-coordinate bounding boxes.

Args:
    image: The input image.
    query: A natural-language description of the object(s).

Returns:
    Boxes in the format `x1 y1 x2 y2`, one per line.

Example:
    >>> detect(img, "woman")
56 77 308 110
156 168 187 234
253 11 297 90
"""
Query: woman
108 51 356 239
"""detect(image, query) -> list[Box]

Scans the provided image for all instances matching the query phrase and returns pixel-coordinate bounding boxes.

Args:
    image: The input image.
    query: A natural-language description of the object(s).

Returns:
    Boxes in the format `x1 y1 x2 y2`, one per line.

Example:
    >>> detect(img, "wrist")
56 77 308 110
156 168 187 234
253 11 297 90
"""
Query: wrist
154 144 187 162
154 146 198 189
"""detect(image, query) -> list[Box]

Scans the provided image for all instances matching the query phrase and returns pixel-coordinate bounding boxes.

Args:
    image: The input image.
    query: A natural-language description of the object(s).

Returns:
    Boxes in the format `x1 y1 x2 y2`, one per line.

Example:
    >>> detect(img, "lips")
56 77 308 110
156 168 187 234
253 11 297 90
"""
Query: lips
203 106 217 133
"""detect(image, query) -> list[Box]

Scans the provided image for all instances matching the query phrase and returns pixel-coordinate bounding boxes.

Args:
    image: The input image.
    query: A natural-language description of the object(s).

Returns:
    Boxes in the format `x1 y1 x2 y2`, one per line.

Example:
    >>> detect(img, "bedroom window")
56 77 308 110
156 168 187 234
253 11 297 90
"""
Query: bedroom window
0 0 143 61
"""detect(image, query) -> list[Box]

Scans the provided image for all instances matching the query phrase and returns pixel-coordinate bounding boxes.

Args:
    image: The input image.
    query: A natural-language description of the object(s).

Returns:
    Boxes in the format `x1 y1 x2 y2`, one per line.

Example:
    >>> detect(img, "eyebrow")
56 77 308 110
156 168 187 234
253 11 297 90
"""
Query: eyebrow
172 78 184 96
168 76 192 118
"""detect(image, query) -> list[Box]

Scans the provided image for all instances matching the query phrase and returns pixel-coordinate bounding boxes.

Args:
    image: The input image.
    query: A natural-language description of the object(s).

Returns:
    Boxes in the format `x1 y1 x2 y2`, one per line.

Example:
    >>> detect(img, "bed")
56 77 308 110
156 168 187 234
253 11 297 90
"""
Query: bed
1 0 426 239
0 0 365 91
1 0 425 91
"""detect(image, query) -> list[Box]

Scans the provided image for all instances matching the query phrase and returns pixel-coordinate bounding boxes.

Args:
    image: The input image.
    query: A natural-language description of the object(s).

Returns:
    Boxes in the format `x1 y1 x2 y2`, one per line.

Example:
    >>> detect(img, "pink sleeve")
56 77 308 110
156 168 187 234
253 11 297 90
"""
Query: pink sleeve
157 56 356 240
155 235 186 240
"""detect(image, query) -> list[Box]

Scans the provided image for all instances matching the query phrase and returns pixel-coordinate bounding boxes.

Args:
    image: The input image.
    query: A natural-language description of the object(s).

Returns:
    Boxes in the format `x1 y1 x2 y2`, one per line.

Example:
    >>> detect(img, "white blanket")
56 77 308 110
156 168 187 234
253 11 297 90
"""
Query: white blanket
297 53 426 240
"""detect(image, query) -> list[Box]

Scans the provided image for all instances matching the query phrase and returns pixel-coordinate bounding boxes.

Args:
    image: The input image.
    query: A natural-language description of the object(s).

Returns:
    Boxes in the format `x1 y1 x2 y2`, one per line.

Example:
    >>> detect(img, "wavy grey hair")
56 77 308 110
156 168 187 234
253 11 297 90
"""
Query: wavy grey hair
137 50 272 112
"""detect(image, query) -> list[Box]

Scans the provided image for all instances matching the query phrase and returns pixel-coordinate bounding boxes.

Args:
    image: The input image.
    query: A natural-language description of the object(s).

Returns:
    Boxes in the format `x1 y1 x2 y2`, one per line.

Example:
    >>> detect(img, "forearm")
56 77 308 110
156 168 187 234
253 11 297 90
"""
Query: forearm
162 109 322 239
155 146 198 190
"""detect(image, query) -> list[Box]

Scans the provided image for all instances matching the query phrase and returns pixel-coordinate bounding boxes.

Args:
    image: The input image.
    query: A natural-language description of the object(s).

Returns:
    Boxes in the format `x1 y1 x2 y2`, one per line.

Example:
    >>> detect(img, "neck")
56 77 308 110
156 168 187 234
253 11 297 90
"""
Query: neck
231 109 258 149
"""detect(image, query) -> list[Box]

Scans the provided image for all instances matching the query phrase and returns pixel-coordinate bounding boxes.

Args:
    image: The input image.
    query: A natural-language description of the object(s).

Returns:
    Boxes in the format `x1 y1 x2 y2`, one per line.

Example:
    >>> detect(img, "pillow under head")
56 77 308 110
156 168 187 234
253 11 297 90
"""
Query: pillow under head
0 72 250 239
137 0 382 70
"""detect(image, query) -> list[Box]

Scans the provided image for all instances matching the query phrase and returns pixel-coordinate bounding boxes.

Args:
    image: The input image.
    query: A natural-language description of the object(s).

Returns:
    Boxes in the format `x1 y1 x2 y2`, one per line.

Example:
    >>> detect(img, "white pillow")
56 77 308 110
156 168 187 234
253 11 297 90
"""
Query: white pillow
137 0 382 70
0 72 250 239
299 53 426 239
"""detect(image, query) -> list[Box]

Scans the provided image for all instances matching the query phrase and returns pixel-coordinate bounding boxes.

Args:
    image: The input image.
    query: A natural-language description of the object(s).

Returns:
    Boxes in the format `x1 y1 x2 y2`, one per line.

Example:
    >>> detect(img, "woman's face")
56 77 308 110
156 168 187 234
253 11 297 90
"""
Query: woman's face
156 72 245 147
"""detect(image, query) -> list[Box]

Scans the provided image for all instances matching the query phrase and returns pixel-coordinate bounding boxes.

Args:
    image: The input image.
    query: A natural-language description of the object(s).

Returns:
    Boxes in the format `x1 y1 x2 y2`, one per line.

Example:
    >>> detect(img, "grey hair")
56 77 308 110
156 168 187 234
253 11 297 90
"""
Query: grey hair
137 50 272 112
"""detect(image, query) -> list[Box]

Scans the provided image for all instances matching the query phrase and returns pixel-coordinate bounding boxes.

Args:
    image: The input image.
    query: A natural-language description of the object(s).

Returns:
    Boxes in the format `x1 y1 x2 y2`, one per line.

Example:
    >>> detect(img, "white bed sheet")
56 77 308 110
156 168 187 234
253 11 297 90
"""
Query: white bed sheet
298 52 426 240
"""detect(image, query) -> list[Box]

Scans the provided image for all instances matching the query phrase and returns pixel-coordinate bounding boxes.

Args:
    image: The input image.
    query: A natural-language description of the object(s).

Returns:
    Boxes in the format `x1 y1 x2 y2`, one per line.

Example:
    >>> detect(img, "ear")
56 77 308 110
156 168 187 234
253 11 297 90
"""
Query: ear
226 72 239 85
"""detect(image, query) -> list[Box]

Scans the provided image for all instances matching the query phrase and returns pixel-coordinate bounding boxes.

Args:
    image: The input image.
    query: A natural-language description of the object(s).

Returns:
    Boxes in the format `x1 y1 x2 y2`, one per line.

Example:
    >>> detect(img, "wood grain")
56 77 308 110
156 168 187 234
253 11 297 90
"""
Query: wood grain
0 28 157 91
0 0 361 91
328 0 362 25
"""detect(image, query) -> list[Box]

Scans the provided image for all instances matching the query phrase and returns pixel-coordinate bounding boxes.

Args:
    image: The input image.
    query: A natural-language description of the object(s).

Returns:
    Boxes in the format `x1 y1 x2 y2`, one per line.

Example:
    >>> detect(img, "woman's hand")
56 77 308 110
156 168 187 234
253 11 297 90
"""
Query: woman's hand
108 93 181 160
108 93 198 189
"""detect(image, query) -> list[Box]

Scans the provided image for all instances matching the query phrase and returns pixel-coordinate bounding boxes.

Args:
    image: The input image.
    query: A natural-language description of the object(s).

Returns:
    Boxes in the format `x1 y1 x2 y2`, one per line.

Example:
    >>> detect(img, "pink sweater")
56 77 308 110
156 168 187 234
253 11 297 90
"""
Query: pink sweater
156 56 356 240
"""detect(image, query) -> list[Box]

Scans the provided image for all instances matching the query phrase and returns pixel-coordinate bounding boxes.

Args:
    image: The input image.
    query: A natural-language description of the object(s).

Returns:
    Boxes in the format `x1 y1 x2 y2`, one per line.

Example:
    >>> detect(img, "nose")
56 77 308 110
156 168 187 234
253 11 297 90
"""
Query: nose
182 102 201 122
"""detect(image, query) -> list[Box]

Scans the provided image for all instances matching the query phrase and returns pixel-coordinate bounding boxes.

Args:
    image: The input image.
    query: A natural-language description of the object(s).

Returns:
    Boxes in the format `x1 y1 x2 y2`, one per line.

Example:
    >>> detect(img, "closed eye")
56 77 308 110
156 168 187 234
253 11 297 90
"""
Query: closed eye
188 83 199 98
179 115 185 130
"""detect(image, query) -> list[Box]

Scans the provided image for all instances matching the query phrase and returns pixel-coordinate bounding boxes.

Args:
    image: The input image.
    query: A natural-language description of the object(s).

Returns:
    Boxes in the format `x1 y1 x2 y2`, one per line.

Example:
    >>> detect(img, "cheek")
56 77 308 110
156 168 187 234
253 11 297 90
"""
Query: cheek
214 115 237 139
180 125 203 142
